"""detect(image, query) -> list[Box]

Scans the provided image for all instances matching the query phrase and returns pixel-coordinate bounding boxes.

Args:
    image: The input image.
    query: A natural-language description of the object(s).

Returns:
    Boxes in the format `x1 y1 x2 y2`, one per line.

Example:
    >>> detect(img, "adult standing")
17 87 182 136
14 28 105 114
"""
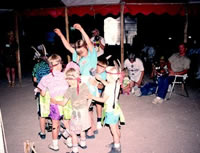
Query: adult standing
152 43 191 104
124 52 144 95
3 31 18 87
90 28 105 57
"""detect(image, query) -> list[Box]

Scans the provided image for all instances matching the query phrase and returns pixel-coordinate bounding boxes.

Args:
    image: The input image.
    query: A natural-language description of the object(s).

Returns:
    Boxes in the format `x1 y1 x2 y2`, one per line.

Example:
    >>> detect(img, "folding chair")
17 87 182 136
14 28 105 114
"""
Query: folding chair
167 74 189 99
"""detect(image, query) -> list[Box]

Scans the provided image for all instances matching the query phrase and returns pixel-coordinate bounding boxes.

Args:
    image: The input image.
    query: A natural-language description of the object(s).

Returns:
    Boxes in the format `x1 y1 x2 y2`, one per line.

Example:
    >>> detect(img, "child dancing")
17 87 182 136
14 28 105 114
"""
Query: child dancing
38 54 69 151
89 66 125 153
52 63 91 153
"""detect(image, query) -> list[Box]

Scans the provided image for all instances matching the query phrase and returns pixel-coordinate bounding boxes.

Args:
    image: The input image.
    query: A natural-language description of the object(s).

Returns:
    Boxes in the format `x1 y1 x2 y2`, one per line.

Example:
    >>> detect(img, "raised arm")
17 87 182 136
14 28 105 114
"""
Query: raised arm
73 24 94 52
54 28 75 53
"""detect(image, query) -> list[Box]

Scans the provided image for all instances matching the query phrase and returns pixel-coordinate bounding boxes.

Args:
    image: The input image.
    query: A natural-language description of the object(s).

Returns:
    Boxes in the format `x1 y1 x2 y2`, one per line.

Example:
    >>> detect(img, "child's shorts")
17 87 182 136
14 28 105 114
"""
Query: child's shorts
104 112 120 125
49 104 62 120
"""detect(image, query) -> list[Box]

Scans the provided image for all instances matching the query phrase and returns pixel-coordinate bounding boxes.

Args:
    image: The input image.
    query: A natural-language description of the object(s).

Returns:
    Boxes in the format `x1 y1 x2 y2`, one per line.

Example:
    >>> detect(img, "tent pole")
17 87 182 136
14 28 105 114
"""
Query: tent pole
15 11 22 85
184 5 188 44
120 2 125 68
65 7 71 62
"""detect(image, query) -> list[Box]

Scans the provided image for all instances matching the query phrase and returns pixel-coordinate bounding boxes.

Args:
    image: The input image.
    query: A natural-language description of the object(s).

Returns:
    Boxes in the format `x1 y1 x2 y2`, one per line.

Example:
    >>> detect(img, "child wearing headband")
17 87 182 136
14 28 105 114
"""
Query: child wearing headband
38 54 69 151
89 66 125 153
51 63 92 153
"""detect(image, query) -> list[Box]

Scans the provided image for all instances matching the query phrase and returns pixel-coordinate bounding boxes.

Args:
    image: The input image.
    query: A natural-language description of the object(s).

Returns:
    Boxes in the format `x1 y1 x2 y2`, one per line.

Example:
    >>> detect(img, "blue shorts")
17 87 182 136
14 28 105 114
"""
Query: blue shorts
104 112 120 125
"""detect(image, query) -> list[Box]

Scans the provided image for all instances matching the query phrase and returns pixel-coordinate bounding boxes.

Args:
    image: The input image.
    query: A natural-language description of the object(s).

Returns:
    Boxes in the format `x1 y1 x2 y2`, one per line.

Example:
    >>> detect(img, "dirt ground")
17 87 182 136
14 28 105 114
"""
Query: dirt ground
0 76 200 153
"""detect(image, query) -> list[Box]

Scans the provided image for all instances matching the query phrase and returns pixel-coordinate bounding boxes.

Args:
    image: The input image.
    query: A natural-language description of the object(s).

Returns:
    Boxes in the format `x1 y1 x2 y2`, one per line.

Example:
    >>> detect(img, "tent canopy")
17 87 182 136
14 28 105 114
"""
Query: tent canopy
0 0 199 17
17 0 200 18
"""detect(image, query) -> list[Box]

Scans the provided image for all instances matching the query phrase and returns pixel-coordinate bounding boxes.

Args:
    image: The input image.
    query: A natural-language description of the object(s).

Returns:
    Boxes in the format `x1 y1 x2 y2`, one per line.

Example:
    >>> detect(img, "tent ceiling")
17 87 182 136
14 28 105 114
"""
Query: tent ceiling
1 0 200 17
0 0 200 9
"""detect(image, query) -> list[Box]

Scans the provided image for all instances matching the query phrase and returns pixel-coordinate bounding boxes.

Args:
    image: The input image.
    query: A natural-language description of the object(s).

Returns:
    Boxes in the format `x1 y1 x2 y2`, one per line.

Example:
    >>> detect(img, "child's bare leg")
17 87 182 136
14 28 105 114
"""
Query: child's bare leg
62 119 70 138
79 131 87 148
48 119 60 150
87 110 95 137
96 104 102 119
71 131 79 153
96 103 102 129
52 119 60 139
63 119 70 129
110 124 120 144
39 117 46 134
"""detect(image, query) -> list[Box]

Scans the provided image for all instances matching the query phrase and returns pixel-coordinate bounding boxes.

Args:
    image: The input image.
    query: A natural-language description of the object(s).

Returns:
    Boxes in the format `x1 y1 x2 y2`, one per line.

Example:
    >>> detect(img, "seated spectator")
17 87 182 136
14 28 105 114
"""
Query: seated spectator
124 52 144 96
152 43 191 104
151 56 168 79
140 56 168 96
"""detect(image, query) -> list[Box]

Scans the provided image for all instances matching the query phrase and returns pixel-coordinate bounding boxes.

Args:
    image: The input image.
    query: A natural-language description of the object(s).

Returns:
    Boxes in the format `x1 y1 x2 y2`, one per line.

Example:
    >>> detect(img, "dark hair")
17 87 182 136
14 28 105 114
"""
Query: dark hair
128 52 136 61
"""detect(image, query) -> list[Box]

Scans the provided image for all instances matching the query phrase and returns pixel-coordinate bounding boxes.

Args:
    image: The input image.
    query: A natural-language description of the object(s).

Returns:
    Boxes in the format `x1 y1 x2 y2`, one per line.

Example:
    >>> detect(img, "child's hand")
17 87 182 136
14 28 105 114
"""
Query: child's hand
95 74 101 81
63 99 69 106
89 78 98 86
54 28 63 37
88 93 93 99
73 24 82 31
50 98 56 104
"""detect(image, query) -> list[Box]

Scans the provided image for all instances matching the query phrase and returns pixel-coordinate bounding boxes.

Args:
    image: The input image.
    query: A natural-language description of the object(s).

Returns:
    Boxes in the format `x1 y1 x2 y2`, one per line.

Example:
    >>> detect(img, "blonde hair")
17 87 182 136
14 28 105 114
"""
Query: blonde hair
65 68 80 80
48 54 62 67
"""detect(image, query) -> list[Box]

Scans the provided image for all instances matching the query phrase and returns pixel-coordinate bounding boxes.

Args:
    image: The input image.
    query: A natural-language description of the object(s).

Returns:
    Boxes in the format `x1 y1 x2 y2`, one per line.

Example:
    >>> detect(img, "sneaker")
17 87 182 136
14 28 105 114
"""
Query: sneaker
78 140 87 149
86 134 95 139
97 122 102 129
11 81 15 87
134 88 142 97
106 142 114 148
152 97 164 104
62 130 69 139
108 147 121 153
48 144 59 151
38 132 46 139
64 137 73 148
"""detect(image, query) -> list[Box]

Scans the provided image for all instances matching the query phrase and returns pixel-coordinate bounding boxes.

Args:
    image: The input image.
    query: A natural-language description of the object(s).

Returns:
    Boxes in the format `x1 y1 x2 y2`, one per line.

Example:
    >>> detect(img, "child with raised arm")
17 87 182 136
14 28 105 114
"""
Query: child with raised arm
89 66 125 153
37 54 68 151
52 63 91 153
55 24 98 138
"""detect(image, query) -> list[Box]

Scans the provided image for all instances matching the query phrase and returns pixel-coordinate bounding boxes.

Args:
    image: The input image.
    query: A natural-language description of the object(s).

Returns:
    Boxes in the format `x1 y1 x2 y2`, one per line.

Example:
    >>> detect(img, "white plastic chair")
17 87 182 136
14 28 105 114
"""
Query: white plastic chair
167 74 189 99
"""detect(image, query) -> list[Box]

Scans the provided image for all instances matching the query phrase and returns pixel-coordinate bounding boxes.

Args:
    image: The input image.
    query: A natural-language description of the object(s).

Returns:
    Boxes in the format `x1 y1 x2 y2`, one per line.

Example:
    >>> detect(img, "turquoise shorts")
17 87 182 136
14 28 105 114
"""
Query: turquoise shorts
104 112 120 125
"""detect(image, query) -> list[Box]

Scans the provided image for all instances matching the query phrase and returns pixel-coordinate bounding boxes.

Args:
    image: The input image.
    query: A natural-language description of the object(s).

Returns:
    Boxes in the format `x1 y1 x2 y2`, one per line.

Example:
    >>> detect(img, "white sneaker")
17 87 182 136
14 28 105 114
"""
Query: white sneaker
152 97 164 104
48 144 59 151
62 129 69 139
64 137 72 148
97 122 102 129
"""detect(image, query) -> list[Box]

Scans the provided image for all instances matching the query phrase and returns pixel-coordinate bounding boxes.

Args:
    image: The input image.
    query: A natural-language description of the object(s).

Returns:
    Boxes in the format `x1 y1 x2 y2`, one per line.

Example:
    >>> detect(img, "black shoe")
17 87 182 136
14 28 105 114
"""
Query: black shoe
58 133 62 139
108 147 121 153
38 132 46 139
86 135 95 139
78 144 87 149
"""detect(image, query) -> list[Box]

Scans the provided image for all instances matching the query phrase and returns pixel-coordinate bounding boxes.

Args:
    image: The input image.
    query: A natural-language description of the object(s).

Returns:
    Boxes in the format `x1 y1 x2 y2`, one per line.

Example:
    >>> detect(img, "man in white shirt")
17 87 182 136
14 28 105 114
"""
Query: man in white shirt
90 29 105 57
124 52 144 95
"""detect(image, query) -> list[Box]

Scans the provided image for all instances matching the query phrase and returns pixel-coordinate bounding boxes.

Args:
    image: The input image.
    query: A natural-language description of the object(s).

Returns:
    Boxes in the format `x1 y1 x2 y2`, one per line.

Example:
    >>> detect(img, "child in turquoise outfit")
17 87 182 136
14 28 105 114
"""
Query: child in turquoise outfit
89 66 125 153
54 24 98 137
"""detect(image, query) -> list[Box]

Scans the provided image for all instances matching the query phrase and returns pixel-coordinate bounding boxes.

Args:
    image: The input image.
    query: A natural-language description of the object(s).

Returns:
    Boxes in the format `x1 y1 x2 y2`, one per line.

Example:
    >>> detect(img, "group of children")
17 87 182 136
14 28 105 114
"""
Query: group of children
32 23 125 153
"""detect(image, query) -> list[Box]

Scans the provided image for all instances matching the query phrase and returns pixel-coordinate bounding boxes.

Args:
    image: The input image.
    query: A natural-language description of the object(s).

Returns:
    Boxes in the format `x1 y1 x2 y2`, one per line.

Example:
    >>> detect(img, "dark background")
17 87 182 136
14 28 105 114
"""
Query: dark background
0 12 200 87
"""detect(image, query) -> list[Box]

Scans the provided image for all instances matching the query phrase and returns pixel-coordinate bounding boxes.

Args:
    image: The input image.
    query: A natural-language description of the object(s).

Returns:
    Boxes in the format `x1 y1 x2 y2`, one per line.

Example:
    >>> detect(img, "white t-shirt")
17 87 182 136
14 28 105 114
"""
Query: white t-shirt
124 58 144 82
168 53 191 72
91 36 105 57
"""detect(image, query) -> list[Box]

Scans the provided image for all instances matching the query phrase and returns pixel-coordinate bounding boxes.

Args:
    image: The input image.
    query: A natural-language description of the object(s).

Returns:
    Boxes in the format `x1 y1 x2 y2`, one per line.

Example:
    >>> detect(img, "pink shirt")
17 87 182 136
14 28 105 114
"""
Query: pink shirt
38 70 68 98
